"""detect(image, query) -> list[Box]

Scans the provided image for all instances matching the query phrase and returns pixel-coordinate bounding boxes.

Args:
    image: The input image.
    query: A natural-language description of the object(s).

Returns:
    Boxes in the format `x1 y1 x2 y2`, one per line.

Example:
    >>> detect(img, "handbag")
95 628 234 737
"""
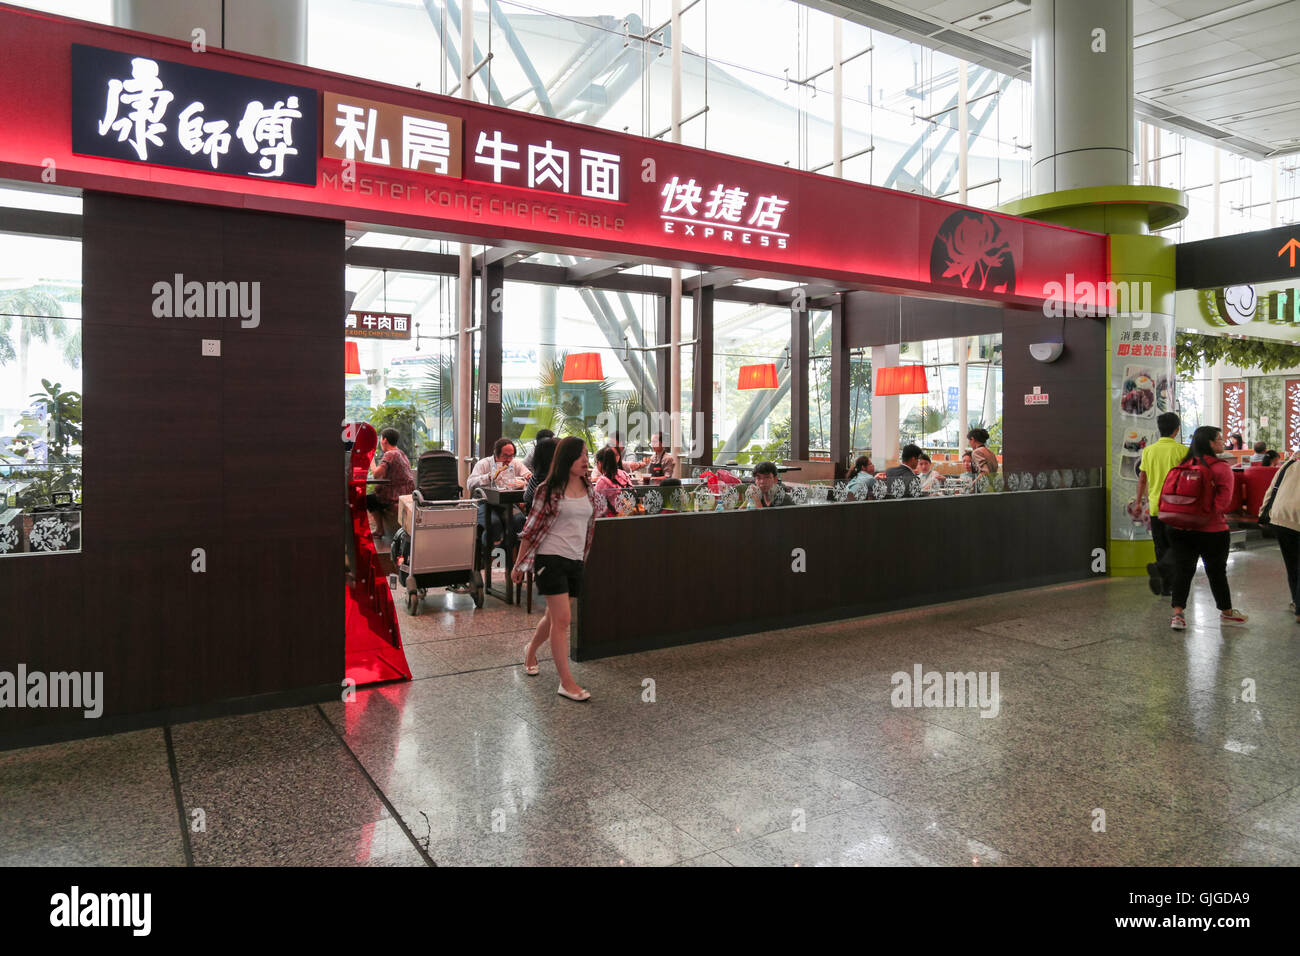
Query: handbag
1257 459 1296 527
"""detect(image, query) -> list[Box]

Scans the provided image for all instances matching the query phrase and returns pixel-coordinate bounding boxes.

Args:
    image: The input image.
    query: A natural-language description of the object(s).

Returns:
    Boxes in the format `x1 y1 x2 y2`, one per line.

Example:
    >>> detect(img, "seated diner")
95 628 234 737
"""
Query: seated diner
593 445 635 515
746 460 792 508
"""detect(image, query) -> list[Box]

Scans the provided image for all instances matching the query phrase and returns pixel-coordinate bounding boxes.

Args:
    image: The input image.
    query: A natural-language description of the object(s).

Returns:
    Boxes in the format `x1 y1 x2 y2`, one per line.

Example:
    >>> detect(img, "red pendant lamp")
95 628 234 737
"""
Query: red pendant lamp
737 363 779 390
875 364 928 396
562 352 604 382
344 340 362 376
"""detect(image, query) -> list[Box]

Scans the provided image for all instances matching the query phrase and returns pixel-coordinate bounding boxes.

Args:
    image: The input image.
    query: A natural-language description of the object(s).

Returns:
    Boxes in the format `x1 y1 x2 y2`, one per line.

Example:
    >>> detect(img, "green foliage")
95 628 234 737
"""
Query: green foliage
2 379 83 508
753 417 792 464
1176 332 1300 376
848 356 872 454
417 356 450 410
902 403 950 446
714 416 791 465
1249 376 1285 449
367 387 428 460
497 352 614 451
345 384 371 425
28 380 82 457
12 464 81 509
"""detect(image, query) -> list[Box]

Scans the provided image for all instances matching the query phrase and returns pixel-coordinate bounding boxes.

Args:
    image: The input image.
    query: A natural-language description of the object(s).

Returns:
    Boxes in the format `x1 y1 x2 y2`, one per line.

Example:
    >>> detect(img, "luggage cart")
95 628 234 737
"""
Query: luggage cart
416 449 460 500
393 493 483 614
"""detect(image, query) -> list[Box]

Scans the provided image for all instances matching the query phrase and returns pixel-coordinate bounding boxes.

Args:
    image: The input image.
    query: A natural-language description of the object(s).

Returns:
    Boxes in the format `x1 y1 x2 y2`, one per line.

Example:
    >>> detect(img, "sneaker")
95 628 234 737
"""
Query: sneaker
1220 609 1249 626
1170 613 1186 631
1146 562 1163 597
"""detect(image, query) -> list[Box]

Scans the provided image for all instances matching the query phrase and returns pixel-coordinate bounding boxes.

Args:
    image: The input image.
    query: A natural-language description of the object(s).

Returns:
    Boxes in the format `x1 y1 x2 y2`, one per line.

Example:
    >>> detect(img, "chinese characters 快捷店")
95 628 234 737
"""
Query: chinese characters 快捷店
659 175 790 233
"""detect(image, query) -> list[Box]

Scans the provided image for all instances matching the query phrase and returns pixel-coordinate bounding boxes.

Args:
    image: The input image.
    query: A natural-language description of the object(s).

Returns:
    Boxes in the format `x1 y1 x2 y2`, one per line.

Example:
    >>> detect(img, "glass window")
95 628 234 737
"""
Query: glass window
345 262 461 461
0 233 82 557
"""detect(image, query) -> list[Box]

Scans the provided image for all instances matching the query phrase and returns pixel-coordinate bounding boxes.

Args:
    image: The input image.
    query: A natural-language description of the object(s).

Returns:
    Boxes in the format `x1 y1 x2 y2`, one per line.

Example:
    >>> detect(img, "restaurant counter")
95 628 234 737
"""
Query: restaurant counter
569 481 1106 660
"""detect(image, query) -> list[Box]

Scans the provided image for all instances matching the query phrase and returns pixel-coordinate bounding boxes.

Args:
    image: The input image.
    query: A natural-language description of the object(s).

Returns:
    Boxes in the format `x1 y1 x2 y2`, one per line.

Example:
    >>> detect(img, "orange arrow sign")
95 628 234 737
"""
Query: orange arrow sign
1280 237 1300 268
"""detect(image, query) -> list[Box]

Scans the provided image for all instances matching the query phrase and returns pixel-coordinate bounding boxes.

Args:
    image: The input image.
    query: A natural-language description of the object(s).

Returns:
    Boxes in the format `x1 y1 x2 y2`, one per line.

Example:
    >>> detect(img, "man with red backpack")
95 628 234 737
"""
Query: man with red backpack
1157 425 1248 631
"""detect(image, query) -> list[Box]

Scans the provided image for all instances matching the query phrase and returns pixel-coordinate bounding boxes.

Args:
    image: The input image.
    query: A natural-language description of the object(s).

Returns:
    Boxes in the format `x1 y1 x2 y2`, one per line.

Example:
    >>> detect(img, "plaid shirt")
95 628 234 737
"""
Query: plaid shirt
515 480 602 573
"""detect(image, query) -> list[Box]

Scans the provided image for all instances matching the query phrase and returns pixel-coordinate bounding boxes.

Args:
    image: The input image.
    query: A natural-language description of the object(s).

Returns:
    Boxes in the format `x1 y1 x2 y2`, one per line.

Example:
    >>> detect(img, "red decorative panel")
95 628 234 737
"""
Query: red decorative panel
1286 379 1300 453
1222 381 1246 439
0 5 1110 312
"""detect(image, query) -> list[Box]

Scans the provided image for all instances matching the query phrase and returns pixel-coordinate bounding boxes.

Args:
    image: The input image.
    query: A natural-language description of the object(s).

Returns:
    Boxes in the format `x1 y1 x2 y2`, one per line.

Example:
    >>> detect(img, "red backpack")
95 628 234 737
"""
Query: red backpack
1158 457 1219 529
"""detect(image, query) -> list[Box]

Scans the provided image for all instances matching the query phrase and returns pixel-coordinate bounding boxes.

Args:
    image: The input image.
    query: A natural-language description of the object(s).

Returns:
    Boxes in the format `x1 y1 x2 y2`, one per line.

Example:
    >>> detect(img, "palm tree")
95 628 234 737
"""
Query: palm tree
0 284 80 394
538 352 612 450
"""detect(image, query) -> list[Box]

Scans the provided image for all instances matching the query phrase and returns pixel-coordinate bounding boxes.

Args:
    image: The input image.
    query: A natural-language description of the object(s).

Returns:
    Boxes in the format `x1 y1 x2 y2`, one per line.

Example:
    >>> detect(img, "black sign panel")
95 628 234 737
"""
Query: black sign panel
1176 222 1300 290
71 44 318 185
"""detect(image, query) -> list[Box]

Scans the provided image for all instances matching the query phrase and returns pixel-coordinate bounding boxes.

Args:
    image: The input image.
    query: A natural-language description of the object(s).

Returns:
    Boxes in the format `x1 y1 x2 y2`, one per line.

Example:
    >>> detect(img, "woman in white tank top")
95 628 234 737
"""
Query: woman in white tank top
513 438 603 701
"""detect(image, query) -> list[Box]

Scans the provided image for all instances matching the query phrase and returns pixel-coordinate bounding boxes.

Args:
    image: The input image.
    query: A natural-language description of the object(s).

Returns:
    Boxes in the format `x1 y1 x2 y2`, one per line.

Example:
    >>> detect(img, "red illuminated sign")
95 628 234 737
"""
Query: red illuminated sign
0 6 1109 309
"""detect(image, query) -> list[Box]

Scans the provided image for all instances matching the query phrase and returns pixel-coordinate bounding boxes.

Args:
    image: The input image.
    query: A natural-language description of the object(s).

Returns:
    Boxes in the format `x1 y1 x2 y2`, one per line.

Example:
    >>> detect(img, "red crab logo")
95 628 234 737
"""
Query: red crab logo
930 211 1016 294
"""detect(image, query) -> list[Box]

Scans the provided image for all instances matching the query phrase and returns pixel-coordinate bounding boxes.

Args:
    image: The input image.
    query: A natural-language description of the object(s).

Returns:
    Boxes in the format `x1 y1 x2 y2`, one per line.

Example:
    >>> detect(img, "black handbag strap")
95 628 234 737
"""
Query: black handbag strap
1259 458 1296 524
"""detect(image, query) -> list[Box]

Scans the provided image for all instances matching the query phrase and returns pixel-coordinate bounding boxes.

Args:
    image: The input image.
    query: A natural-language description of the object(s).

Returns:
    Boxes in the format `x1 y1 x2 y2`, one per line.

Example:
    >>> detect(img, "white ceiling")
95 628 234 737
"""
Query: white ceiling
804 0 1300 157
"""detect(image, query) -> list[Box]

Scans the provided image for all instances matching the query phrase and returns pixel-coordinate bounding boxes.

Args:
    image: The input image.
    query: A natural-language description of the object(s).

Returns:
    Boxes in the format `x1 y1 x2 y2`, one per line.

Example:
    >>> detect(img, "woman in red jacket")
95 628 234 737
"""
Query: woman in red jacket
1166 426 1248 631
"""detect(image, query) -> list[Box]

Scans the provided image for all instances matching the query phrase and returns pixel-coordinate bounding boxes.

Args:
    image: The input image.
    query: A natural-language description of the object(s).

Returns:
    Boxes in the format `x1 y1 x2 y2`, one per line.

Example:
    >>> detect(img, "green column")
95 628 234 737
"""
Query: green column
1004 186 1187 576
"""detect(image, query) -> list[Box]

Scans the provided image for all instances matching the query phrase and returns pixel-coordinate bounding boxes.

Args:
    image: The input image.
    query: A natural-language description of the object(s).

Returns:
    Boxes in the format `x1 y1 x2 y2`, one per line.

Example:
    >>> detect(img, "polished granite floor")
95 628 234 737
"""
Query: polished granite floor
3 546 1299 866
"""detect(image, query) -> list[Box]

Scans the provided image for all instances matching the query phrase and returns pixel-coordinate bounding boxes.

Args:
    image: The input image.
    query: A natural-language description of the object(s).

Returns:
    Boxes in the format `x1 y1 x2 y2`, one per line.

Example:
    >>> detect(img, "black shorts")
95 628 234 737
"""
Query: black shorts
534 553 584 597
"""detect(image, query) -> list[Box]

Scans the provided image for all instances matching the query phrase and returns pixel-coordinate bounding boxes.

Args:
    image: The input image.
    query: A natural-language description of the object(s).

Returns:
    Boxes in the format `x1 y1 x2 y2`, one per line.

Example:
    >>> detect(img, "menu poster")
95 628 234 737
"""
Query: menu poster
1110 313 1176 540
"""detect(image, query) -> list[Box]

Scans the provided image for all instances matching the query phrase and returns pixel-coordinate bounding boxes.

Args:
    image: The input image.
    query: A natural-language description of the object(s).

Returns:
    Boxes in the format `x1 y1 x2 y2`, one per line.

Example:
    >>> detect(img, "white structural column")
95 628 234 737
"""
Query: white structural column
832 19 843 177
1272 159 1279 228
670 0 684 459
957 63 969 202
872 344 899 464
1209 361 1223 434
115 0 306 61
1213 148 1221 236
1032 0 1134 193
456 0 475 488
958 337 969 449
981 354 998 428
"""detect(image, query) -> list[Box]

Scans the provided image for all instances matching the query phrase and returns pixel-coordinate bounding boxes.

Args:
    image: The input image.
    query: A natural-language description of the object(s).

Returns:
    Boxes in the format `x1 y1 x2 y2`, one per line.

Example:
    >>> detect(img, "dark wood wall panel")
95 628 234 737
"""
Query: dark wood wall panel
1001 309 1107 474
1 193 344 740
576 488 1105 659
842 291 1004 349
80 201 225 332
82 326 224 546
0 555 85 732
221 333 341 537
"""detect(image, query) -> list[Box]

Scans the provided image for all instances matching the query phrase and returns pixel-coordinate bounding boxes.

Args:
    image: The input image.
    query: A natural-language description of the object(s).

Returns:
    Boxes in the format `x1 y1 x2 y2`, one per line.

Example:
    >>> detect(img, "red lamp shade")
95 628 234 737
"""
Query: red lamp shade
344 341 362 376
737 363 779 390
875 365 928 396
562 352 604 382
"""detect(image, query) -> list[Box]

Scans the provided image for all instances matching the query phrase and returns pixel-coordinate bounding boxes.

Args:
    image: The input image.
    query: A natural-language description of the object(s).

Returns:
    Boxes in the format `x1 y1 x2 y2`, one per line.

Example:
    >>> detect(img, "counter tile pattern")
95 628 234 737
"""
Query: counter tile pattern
3 547 1298 866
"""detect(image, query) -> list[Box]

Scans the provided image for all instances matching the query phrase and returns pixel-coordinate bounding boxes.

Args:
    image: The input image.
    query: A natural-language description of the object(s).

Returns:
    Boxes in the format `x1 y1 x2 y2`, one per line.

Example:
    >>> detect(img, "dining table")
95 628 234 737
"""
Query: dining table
477 485 526 604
